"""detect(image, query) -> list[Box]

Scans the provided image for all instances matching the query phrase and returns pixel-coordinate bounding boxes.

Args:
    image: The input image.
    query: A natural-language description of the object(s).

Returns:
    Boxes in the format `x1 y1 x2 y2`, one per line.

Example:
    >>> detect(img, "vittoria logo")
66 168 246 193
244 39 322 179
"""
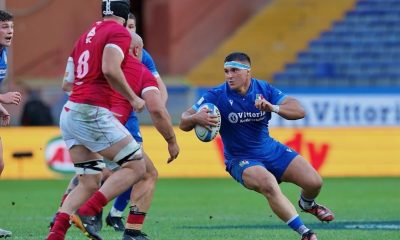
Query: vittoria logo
228 111 266 124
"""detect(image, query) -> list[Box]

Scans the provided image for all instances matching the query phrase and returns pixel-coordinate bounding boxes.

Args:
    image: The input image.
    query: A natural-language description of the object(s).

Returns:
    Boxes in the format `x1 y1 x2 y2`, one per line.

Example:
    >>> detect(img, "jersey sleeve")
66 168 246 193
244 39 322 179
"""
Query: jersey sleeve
142 49 160 77
141 67 159 96
192 89 219 111
269 85 287 105
105 28 131 59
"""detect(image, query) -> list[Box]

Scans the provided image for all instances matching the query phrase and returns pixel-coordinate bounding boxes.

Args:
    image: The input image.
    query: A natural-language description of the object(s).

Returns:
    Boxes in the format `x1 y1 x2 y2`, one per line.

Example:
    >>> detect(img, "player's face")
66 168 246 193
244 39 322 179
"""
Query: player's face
0 21 13 47
126 19 136 33
224 65 250 92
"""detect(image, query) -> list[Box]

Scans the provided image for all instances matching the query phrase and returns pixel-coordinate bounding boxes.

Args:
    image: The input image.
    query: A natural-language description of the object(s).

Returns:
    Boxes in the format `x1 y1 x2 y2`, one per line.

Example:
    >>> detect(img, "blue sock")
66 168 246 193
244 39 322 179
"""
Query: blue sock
287 215 310 235
113 187 132 212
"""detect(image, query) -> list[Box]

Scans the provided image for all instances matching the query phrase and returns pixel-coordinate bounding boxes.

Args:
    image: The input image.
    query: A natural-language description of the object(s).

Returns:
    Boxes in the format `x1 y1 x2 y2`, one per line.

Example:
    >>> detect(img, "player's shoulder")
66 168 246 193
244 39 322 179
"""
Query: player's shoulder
95 20 130 38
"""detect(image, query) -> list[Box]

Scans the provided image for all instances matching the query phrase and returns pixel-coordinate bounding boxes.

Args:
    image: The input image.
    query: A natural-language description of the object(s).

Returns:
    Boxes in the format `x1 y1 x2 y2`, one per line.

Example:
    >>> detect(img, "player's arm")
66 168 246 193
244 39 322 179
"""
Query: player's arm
0 103 10 126
155 75 168 105
62 57 74 94
255 96 305 120
142 89 179 163
0 91 21 105
179 107 219 131
102 46 145 112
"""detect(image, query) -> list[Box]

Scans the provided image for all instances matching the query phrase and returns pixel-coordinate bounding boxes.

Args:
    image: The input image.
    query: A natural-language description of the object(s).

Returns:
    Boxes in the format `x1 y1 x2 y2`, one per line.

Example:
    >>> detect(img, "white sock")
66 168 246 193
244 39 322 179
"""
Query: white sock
300 195 315 210
110 206 123 217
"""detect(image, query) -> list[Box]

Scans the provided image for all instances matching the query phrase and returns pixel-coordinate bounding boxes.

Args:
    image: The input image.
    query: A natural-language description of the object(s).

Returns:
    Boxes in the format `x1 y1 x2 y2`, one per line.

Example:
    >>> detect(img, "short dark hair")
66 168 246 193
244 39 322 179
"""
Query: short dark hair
128 12 136 21
224 52 251 65
0 10 13 22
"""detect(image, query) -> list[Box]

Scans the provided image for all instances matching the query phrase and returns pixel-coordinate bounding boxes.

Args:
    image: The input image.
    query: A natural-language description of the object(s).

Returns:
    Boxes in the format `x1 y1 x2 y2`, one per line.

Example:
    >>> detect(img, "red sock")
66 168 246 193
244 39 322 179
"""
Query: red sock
127 211 146 225
77 191 108 216
47 212 70 240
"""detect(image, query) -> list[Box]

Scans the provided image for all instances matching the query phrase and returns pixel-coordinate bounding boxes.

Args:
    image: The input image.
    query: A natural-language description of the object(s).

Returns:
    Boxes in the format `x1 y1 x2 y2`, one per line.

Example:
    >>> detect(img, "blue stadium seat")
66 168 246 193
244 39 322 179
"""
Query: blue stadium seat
273 0 400 87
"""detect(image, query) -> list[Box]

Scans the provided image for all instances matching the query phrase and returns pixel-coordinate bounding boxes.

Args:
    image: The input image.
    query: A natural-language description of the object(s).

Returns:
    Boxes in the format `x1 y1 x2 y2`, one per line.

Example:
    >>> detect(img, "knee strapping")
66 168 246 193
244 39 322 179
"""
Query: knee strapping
113 141 142 166
74 159 105 175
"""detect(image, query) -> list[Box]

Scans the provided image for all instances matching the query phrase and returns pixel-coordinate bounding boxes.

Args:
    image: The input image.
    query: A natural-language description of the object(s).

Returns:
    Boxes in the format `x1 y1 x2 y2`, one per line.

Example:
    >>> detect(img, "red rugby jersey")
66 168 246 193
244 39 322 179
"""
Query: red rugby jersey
69 20 131 109
111 54 159 124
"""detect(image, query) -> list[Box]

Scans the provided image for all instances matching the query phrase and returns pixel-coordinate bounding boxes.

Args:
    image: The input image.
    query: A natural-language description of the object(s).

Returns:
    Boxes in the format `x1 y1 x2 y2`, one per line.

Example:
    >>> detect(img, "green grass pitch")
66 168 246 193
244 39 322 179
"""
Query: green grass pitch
0 177 399 239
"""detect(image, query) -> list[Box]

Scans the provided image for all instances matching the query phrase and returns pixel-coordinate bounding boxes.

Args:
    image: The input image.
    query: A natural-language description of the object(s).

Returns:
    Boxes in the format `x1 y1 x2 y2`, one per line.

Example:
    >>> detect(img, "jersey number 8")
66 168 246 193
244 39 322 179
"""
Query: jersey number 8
77 50 90 78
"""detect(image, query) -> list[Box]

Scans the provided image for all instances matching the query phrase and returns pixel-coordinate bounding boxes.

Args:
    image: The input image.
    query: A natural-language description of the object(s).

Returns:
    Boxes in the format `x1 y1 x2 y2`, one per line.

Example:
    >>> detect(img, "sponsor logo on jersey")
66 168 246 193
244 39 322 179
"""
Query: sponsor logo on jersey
86 27 96 44
228 111 266 124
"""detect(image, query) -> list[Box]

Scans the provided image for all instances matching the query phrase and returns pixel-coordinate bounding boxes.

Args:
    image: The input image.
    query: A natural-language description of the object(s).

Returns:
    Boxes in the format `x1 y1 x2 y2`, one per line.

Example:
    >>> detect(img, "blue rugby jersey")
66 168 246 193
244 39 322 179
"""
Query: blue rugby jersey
142 48 159 77
0 48 8 85
193 78 287 161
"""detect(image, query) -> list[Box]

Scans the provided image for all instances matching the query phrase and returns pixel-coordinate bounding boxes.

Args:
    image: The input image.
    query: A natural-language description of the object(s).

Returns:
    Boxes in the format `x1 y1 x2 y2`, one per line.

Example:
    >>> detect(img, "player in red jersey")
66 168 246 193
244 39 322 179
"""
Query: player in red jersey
47 1 148 239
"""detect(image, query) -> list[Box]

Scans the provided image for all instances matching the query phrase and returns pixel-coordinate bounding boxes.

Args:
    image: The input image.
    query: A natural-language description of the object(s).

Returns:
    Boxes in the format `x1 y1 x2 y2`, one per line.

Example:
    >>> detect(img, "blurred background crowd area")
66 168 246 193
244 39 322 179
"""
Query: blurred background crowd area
2 0 400 126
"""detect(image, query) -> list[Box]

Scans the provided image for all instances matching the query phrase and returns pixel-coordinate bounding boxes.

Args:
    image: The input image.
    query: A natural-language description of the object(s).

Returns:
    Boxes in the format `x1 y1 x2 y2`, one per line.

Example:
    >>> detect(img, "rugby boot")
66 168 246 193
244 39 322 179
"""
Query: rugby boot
0 228 12 238
122 229 150 240
301 230 317 240
94 210 103 231
70 213 103 240
299 201 335 222
105 212 125 232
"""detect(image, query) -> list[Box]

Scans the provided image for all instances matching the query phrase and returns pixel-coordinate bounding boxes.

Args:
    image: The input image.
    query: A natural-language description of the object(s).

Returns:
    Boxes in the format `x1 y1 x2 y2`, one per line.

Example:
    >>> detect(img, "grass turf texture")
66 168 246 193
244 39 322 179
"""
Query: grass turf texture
0 177 399 239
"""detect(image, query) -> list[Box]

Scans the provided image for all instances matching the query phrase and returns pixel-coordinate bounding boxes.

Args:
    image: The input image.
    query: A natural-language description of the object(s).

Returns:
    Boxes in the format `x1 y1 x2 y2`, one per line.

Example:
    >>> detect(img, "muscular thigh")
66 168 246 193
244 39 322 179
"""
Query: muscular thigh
281 155 322 189
242 165 279 192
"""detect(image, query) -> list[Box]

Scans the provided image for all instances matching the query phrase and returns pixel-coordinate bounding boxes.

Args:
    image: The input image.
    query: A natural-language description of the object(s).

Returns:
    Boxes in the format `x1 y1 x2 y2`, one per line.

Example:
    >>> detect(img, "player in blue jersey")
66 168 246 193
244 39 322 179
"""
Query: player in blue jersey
0 9 21 239
179 52 334 240
103 13 169 237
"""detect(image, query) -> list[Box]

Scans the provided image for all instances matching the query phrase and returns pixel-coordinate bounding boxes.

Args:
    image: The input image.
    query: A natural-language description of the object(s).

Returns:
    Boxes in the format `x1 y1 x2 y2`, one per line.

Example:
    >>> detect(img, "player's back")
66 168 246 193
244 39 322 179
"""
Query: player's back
69 20 131 109
111 55 158 124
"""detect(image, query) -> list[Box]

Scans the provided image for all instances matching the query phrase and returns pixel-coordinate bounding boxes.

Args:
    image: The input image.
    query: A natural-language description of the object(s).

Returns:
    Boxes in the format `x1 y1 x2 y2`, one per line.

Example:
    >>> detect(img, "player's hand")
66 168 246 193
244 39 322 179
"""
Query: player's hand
195 108 219 131
0 91 22 105
167 140 180 164
255 99 273 112
0 110 10 126
130 97 145 113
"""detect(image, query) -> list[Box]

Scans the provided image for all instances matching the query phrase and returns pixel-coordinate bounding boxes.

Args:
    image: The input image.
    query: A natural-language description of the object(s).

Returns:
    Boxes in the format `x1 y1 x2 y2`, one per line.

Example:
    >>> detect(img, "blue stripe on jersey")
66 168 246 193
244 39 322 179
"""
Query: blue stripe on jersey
0 48 8 85
193 78 287 161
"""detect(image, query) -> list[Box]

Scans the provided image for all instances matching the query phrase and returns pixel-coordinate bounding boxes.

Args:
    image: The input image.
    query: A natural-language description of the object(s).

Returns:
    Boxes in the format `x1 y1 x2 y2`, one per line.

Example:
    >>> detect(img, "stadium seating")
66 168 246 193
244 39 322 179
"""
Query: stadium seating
186 0 355 86
273 0 400 87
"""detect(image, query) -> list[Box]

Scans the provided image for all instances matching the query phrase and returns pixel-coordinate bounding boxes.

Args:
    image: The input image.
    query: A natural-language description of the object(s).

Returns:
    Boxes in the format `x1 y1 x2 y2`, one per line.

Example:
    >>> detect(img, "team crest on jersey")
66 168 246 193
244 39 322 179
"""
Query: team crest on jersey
229 99 233 106
239 160 249 167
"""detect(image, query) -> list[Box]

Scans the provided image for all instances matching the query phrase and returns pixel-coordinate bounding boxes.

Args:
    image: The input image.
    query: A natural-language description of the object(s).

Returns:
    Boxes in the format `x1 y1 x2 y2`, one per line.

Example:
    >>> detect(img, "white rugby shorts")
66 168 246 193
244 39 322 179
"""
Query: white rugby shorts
60 101 136 152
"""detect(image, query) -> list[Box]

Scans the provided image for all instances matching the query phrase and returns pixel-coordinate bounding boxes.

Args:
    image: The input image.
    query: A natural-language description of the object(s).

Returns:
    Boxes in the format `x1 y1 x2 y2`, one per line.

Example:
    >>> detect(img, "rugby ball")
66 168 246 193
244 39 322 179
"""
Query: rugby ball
194 103 221 142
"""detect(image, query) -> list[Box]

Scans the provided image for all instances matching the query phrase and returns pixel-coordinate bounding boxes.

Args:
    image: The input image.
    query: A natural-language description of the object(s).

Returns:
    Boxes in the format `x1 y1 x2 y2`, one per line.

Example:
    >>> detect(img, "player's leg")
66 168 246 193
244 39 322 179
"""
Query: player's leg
106 187 131 231
71 136 146 239
123 152 158 239
48 145 104 240
229 158 316 240
49 175 79 228
281 155 334 222
0 137 4 176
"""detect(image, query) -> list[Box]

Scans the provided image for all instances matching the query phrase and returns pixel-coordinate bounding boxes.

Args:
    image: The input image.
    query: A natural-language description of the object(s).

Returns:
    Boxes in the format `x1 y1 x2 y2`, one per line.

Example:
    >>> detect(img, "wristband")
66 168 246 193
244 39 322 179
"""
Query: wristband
272 105 280 113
